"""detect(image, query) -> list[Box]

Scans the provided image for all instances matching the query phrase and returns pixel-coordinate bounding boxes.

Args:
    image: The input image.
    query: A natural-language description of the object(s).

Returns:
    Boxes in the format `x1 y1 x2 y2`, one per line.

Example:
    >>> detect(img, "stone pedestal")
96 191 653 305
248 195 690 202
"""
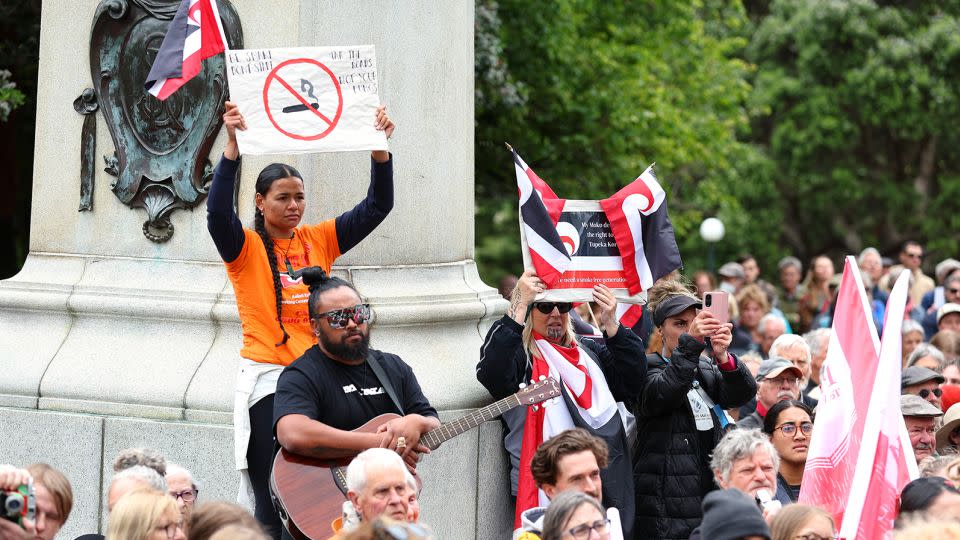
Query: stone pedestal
0 1 514 538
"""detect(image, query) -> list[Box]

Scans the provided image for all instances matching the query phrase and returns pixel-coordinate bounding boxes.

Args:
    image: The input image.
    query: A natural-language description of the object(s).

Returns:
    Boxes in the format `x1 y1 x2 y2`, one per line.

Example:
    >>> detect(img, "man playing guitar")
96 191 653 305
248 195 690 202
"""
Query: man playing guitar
273 268 439 534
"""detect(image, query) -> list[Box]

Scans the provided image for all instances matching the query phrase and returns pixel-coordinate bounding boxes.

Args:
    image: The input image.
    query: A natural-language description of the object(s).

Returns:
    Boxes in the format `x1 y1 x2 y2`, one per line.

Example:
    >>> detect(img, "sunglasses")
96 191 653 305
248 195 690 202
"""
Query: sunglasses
533 302 574 314
315 304 372 329
949 288 960 295
918 388 943 399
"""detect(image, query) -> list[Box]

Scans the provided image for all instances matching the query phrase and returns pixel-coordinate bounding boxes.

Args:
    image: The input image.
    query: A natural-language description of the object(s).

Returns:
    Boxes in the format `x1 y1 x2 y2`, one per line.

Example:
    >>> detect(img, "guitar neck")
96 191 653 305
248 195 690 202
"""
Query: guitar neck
420 392 524 450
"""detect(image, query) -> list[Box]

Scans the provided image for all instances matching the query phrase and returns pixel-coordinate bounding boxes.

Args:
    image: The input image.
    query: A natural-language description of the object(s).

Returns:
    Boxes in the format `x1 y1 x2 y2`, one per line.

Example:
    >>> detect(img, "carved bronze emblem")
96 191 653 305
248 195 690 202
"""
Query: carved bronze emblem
79 0 243 241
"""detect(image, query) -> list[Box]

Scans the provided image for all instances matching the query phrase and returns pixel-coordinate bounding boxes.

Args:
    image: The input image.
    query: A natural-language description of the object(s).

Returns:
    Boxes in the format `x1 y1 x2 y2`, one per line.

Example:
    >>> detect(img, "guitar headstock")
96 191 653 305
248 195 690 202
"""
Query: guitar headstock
516 376 562 406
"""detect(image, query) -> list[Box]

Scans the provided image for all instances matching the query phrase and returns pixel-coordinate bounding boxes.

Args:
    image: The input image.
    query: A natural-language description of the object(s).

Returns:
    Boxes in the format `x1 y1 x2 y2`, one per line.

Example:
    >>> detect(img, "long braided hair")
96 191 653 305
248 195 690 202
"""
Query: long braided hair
254 163 304 347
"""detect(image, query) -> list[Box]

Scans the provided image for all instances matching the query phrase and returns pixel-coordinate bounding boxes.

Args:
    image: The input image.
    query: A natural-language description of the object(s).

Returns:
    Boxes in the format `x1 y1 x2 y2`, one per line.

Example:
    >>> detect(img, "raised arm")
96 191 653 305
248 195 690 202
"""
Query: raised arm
206 101 247 262
335 105 396 254
582 284 647 401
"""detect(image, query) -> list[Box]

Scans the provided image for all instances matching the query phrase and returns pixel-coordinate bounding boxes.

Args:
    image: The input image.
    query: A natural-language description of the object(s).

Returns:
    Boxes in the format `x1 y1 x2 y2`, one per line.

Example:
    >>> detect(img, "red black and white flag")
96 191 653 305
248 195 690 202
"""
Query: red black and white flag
514 150 571 287
144 0 229 100
600 164 682 295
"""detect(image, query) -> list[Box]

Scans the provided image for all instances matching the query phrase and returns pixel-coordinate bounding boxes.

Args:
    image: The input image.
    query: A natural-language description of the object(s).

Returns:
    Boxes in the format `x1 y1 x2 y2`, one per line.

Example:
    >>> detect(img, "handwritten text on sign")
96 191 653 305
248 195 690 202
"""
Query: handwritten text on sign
225 45 387 155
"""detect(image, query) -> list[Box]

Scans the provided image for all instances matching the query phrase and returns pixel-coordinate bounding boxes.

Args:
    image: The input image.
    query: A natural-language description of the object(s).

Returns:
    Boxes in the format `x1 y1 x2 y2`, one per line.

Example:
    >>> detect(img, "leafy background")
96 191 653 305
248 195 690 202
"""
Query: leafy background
2 1 959 286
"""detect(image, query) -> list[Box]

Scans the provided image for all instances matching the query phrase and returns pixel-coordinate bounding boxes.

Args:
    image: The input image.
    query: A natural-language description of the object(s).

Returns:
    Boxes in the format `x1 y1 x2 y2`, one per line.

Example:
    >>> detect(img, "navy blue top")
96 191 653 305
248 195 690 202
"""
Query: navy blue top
206 154 394 263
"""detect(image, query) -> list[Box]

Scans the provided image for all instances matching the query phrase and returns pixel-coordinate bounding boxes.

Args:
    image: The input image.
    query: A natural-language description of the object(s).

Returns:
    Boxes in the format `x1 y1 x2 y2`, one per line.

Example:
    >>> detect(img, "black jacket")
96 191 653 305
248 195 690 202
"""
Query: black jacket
476 314 647 538
630 335 757 540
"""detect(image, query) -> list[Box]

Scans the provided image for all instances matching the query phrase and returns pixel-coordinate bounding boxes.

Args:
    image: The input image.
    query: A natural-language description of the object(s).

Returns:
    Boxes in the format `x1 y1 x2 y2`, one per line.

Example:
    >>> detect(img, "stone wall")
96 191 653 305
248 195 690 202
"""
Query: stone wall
0 1 515 538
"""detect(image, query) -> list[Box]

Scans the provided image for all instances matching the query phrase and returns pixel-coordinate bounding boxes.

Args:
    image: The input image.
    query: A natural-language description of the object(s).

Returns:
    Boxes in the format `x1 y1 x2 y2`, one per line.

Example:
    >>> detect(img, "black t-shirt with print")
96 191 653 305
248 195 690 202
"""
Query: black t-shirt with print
273 345 438 433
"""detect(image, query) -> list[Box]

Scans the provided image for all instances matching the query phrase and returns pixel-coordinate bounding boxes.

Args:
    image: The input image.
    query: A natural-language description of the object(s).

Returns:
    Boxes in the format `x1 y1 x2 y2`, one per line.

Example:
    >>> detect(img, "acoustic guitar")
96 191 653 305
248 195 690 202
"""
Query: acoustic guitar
270 377 562 540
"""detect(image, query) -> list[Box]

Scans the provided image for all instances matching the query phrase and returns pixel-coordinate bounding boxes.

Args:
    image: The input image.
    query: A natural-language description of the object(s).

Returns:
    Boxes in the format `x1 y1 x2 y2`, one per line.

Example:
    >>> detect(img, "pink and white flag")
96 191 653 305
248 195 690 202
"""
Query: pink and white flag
799 256 916 539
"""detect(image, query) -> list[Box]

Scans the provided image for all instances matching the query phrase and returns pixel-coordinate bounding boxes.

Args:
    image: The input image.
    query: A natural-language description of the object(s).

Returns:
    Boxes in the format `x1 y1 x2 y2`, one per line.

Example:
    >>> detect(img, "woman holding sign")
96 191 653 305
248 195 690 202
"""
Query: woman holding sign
207 101 394 538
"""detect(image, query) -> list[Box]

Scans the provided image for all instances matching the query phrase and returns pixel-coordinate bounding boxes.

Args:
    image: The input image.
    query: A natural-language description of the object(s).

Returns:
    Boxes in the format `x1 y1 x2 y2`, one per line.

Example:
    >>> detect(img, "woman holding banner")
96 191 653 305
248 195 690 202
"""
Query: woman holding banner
207 101 394 538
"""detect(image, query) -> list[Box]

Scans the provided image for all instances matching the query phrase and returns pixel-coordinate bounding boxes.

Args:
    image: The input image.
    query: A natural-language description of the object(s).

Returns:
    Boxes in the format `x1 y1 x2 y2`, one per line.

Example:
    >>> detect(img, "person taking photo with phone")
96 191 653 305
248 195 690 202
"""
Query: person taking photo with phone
628 280 757 540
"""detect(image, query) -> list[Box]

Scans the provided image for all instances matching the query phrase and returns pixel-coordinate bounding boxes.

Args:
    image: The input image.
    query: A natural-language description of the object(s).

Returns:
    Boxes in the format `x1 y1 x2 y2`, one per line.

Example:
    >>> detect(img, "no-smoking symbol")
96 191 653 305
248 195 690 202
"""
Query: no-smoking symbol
262 58 344 141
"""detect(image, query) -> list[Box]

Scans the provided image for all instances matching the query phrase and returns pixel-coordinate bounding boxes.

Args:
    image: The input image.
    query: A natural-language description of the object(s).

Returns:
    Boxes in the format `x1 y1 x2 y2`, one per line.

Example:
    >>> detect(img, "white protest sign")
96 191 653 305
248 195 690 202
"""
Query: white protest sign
225 45 388 155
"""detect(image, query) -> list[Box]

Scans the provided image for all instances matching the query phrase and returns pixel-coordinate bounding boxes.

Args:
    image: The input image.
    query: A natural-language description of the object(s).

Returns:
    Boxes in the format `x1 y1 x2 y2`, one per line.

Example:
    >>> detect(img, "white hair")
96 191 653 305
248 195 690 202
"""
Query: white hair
710 429 779 485
345 448 406 493
858 247 881 264
758 314 785 337
769 333 811 364
907 344 945 370
110 465 167 492
777 256 802 272
165 463 197 489
902 319 924 337
803 328 830 358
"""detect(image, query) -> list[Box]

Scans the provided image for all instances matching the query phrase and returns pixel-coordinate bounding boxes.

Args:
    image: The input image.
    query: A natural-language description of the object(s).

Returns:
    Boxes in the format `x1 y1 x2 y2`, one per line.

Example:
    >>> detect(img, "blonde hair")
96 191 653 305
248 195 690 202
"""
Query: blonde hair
646 279 698 329
209 525 268 540
107 489 177 540
894 518 960 539
26 463 73 525
736 284 770 314
522 304 577 358
769 504 835 540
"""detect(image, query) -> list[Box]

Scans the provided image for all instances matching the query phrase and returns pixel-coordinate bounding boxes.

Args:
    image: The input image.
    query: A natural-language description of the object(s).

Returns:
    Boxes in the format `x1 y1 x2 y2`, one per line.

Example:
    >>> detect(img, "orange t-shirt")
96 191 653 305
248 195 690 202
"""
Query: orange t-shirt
225 220 341 365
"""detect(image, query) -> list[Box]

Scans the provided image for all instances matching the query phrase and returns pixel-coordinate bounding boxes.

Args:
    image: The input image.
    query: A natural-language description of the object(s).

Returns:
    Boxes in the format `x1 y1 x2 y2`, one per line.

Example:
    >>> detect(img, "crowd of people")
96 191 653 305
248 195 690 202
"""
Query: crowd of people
6 94 960 539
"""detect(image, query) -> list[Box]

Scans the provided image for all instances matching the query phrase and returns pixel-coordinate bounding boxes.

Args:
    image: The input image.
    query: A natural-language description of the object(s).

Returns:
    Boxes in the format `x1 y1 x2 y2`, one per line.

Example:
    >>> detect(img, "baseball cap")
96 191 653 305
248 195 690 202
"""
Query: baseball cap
936 402 960 451
756 358 803 382
937 303 960 324
717 262 745 279
902 366 946 388
936 258 960 284
900 393 944 418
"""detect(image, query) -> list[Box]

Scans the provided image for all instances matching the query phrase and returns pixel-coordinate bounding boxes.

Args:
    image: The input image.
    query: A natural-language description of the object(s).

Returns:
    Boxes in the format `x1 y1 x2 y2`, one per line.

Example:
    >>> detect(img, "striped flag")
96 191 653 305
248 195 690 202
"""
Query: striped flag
599 165 682 295
514 150 571 287
144 0 229 100
799 256 916 539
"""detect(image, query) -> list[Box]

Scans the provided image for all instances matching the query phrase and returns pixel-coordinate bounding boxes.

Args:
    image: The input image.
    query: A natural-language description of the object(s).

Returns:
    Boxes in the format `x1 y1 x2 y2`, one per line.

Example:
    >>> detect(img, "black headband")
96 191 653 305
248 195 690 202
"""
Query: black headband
652 295 702 327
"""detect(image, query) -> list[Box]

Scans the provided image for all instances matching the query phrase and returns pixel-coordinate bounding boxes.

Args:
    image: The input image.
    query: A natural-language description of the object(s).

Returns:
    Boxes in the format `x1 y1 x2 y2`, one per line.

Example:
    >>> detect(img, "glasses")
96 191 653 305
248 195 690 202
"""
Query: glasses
154 521 183 539
315 304 372 329
169 489 198 502
905 252 923 259
795 534 836 540
917 388 943 399
948 288 960 295
564 518 610 539
776 422 813 437
533 302 573 314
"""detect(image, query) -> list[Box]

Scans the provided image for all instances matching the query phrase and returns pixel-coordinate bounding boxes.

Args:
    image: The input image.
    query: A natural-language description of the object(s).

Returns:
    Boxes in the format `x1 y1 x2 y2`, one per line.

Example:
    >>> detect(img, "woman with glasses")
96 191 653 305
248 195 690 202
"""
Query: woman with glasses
762 400 814 504
769 504 835 540
208 102 394 538
476 269 645 538
107 489 185 540
540 491 612 540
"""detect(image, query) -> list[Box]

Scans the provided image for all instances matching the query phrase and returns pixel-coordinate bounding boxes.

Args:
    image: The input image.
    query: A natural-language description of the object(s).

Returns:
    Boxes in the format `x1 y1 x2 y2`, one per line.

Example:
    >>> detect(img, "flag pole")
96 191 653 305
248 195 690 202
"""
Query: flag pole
504 142 514 153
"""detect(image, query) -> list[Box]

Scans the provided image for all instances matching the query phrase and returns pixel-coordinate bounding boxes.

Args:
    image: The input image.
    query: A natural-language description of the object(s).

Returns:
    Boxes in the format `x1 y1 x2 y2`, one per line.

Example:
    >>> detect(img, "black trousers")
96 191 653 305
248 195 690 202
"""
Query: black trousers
248 394 283 540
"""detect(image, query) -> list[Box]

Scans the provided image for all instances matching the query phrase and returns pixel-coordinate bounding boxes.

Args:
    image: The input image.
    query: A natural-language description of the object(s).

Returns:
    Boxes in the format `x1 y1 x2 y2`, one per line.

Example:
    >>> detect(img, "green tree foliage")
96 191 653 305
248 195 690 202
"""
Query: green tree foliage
744 0 960 265
475 0 775 285
0 0 40 278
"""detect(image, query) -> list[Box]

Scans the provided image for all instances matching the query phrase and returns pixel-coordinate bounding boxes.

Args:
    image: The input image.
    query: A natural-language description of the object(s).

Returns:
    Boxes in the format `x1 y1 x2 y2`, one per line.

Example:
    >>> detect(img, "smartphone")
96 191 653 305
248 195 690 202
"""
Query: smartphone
703 291 729 325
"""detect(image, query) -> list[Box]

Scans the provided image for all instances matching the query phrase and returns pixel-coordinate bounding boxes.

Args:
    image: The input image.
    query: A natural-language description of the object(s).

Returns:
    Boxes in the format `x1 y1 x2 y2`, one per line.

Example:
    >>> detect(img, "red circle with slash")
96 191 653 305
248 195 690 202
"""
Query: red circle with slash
262 58 344 141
